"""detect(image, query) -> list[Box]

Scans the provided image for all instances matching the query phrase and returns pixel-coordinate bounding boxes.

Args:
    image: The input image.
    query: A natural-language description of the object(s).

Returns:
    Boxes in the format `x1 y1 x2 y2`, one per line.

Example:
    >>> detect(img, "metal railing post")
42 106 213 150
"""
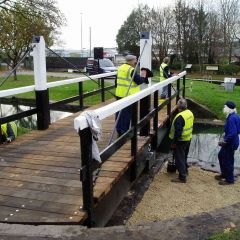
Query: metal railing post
182 75 186 98
176 78 180 103
140 95 150 136
153 91 159 150
101 78 105 102
167 83 172 117
32 36 50 130
79 82 84 110
130 102 138 181
79 127 94 227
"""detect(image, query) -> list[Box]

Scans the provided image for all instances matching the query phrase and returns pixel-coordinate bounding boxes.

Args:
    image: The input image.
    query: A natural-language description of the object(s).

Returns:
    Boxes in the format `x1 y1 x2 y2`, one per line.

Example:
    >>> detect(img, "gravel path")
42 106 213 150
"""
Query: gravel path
127 164 240 226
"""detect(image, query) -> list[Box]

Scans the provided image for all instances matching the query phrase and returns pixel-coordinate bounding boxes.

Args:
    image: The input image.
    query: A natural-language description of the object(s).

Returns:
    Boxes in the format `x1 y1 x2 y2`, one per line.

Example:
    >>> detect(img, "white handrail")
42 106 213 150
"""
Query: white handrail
0 85 35 98
74 71 186 131
46 72 116 88
0 72 117 98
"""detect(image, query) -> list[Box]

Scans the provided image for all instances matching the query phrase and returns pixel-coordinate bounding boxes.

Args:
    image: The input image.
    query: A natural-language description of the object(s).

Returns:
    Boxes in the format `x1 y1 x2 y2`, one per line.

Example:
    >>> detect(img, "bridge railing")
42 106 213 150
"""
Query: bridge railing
74 70 186 227
0 72 117 140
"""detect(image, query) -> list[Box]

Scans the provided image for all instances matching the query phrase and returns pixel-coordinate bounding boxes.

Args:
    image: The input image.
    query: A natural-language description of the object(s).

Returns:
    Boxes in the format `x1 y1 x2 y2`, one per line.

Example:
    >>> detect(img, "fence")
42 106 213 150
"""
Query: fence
74 71 187 226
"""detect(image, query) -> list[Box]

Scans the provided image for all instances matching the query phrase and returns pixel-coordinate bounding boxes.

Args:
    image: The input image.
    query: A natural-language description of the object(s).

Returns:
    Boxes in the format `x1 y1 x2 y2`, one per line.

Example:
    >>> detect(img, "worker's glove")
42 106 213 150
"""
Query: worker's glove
170 143 177 149
218 141 226 147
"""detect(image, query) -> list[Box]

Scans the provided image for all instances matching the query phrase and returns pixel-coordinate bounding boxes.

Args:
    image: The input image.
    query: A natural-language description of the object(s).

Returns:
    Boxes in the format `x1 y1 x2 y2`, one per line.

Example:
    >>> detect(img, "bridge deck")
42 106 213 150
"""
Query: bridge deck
0 99 174 224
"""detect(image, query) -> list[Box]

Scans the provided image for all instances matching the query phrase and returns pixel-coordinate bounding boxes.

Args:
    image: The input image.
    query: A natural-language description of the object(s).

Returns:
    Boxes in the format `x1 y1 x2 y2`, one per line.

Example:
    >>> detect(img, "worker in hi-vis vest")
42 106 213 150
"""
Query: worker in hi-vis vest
115 54 152 136
169 98 194 183
1 122 17 143
159 57 172 100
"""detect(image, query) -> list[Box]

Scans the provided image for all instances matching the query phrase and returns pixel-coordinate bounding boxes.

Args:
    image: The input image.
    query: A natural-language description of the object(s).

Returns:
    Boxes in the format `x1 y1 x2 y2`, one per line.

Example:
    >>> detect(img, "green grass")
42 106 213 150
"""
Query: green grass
0 75 114 105
208 228 240 240
185 80 240 120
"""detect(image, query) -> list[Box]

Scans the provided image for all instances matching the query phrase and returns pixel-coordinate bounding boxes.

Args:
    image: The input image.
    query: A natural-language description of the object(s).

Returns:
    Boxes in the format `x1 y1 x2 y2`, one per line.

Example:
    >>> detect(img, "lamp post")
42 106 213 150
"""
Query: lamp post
80 13 83 56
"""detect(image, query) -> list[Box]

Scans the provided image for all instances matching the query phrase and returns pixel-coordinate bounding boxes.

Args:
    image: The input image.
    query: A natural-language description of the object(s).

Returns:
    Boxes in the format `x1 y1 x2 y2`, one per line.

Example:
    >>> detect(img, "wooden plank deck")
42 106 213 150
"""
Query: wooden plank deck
0 98 175 224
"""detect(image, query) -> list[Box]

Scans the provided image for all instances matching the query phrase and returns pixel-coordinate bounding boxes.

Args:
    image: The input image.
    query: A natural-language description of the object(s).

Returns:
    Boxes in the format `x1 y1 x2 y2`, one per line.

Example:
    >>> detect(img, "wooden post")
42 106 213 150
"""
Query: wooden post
101 78 105 102
153 91 159 150
176 78 180 103
79 127 94 227
140 96 150 136
182 75 186 98
79 82 83 110
131 102 138 181
32 36 50 130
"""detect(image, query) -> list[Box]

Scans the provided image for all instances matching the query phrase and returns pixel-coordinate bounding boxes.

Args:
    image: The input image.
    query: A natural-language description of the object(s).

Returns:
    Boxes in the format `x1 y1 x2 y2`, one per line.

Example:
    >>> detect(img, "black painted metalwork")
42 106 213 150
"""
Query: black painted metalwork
35 90 50 130
183 75 186 98
101 78 105 102
153 90 159 150
177 78 180 103
130 102 138 181
140 96 150 136
79 127 94 227
79 82 83 109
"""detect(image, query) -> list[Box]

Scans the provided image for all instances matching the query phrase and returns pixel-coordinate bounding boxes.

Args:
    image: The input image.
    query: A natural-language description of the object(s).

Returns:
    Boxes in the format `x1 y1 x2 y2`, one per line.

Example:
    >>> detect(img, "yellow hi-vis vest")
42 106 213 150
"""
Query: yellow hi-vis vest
1 122 17 138
115 63 140 98
169 109 194 141
159 63 169 81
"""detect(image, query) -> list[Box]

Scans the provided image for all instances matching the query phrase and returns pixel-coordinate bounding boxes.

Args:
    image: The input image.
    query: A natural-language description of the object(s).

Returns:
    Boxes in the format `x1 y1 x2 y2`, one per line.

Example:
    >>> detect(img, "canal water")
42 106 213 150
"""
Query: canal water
188 133 240 175
0 104 72 130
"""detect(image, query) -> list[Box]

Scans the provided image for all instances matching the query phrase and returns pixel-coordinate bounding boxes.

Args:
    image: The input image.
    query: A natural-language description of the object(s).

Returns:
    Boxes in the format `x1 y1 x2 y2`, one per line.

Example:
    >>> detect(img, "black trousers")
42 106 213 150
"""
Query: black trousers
173 141 191 180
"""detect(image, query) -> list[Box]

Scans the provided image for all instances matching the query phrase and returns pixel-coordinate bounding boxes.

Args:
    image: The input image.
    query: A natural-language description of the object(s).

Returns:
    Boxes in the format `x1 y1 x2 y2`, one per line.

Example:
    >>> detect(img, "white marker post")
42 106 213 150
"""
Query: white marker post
139 32 152 136
140 32 152 87
32 36 50 130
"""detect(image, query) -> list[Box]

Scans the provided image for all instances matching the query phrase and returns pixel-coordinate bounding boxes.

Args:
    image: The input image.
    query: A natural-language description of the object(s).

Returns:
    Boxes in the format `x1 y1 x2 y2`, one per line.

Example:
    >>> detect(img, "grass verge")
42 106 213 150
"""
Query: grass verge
208 228 240 240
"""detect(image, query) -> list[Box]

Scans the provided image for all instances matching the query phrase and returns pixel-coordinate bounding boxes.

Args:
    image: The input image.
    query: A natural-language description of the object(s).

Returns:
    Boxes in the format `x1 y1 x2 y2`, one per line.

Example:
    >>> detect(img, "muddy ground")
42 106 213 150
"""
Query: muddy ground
107 155 240 226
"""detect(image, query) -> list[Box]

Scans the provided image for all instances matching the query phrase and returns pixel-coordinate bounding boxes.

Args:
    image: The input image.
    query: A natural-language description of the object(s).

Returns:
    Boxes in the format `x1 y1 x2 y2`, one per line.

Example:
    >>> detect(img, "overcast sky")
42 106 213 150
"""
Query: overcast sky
55 0 174 50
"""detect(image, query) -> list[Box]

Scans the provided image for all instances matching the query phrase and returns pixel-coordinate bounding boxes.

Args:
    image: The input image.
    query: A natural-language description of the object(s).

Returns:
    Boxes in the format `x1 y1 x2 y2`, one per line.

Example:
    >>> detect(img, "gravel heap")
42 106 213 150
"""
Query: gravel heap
127 164 240 226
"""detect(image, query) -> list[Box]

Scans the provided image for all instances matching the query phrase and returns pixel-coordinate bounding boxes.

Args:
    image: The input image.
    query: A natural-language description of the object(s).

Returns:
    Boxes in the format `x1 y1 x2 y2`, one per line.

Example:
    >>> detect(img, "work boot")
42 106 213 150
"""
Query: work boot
214 174 224 181
171 178 187 183
218 180 234 185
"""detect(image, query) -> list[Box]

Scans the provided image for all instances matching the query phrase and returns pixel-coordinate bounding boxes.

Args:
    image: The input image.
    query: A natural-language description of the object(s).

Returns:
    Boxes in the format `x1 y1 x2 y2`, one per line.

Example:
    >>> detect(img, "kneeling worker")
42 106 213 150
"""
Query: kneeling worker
1 122 17 143
169 98 194 183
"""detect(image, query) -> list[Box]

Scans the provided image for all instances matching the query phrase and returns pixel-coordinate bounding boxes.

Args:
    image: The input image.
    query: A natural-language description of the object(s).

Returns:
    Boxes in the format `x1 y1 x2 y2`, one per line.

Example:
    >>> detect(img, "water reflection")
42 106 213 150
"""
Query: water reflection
188 134 240 175
0 104 72 130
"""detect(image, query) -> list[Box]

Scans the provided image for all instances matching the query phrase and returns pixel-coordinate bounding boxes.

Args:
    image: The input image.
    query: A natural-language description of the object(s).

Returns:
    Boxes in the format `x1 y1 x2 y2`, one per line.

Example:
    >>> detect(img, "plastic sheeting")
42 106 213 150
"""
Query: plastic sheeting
188 134 240 175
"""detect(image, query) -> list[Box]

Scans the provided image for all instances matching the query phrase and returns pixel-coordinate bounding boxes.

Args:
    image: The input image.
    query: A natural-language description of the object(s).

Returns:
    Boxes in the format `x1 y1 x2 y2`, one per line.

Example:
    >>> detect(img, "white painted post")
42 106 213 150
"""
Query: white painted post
32 36 50 130
32 36 47 91
139 32 152 135
140 32 152 87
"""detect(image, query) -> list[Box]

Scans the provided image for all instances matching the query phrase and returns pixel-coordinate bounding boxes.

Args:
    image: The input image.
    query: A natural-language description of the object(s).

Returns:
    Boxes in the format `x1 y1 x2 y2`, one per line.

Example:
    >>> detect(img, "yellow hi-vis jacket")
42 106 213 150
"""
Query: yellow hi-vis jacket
115 63 140 98
169 109 194 141
159 63 169 81
1 122 17 139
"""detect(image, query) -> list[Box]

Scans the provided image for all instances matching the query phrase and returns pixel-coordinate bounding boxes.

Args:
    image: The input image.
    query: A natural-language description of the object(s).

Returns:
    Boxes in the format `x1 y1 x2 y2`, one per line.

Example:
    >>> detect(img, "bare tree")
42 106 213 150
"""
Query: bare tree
150 7 175 63
218 0 240 63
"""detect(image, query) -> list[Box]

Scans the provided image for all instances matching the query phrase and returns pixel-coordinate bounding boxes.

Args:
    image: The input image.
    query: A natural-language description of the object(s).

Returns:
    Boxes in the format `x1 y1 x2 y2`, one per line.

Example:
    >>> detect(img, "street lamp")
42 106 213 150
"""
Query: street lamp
80 13 83 55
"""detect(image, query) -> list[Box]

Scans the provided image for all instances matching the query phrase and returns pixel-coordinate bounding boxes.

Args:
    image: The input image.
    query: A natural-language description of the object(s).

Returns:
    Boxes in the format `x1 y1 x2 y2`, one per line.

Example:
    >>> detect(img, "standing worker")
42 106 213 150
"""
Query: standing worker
169 98 194 183
115 54 152 136
159 57 172 100
1 122 17 143
216 101 239 185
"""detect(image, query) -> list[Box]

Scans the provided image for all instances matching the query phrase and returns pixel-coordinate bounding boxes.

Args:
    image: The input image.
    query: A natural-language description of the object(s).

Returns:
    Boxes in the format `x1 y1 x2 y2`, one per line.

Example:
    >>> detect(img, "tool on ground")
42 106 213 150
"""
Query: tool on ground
167 150 177 173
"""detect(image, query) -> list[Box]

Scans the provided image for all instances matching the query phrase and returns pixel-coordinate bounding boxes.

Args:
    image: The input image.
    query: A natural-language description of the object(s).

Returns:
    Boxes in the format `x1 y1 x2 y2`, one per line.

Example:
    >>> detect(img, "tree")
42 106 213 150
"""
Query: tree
218 0 240 63
0 0 63 28
150 7 175 63
0 1 64 80
116 4 151 56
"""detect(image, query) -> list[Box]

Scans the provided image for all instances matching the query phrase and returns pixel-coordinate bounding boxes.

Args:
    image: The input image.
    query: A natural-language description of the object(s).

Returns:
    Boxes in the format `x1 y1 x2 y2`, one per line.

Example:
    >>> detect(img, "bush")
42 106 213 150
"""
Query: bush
218 64 240 75
171 61 182 70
